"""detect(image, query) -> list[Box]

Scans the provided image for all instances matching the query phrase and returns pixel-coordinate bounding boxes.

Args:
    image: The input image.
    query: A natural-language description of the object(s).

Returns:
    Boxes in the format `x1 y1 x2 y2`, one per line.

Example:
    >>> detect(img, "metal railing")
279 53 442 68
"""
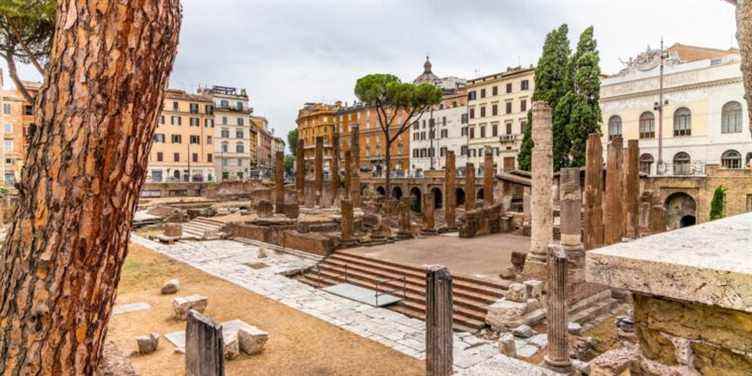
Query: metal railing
374 275 407 306
654 162 706 177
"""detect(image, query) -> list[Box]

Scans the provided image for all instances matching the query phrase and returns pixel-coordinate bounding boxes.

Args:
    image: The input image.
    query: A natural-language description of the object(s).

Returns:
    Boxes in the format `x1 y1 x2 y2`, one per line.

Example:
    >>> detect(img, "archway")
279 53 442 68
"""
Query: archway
477 188 485 201
376 186 386 196
431 187 443 209
392 186 403 200
665 192 697 230
410 187 422 212
455 188 465 206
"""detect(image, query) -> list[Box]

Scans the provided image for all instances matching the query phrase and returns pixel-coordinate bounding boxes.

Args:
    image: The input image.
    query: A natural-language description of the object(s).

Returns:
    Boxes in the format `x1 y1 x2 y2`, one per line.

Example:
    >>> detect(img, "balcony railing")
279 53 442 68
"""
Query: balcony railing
499 134 519 143
654 162 706 177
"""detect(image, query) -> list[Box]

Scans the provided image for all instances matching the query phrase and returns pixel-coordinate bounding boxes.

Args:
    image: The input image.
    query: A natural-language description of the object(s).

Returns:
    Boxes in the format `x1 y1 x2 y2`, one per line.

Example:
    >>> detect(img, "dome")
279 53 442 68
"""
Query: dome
413 56 441 85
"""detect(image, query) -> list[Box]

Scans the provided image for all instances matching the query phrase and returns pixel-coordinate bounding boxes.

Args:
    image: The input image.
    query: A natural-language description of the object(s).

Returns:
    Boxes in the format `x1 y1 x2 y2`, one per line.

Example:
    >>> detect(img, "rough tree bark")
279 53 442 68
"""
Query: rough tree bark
0 1 182 374
736 0 752 137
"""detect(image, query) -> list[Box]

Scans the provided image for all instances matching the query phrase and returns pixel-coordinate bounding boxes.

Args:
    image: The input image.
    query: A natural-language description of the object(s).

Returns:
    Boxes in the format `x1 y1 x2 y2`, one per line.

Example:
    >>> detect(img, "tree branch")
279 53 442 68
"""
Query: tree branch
4 51 34 103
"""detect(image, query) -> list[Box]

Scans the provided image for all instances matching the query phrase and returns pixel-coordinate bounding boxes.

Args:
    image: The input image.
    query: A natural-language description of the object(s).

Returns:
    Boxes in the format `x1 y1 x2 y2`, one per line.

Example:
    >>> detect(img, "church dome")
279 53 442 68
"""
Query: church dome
413 56 441 85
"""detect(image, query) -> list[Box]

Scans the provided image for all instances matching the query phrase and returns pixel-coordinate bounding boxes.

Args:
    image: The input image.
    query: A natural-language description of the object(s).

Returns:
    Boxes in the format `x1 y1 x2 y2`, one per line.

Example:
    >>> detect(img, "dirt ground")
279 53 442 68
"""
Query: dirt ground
345 232 530 282
108 244 424 376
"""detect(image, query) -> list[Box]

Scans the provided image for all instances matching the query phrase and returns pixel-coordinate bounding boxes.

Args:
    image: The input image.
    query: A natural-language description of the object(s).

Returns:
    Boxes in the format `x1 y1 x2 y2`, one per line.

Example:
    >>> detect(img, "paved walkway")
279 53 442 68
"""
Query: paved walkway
130 235 552 374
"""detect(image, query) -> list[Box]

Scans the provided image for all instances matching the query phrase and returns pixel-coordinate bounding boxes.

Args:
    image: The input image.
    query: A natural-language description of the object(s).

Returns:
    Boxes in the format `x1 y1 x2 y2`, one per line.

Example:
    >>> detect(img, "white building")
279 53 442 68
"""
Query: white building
409 96 468 176
601 44 748 176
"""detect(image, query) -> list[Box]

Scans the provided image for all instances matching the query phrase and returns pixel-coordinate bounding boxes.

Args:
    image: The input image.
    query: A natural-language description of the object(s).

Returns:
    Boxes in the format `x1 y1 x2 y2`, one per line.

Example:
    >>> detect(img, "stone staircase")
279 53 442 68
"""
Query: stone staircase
569 289 618 325
181 217 225 240
297 250 511 332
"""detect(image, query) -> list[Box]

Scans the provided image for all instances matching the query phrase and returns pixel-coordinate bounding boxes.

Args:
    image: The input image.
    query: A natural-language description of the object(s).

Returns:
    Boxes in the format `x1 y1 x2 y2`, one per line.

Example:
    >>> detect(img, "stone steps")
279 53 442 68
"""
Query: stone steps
569 290 617 325
180 217 224 240
298 250 509 331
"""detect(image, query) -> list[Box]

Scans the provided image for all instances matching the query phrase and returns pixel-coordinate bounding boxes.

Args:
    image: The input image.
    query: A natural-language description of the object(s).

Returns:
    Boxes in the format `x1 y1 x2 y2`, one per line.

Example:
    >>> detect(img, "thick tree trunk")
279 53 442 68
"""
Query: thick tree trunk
0 1 181 375
384 142 392 199
737 0 752 137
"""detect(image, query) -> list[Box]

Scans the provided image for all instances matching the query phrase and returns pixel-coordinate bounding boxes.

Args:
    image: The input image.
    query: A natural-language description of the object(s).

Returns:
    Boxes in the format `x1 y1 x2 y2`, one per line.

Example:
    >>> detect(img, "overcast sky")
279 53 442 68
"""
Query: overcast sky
2 1 738 149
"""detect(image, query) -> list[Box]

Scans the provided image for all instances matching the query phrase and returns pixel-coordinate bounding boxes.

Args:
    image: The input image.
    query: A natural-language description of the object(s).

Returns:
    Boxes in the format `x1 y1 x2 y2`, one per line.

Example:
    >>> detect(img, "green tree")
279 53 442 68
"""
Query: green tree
518 24 572 171
284 154 295 176
563 26 602 167
518 110 533 171
709 185 727 220
287 128 299 156
0 0 55 102
354 74 442 197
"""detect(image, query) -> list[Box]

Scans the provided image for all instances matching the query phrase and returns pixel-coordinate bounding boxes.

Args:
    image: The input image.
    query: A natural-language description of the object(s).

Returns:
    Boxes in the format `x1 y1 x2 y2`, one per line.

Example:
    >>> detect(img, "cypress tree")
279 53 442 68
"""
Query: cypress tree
709 186 727 220
518 110 533 171
518 24 571 171
565 27 602 167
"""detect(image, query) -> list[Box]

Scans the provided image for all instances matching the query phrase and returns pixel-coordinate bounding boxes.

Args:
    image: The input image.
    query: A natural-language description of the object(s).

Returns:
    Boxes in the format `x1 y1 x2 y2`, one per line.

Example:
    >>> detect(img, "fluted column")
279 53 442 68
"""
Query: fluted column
465 162 475 211
445 151 456 228
314 136 324 207
544 246 572 373
425 265 453 376
296 139 305 205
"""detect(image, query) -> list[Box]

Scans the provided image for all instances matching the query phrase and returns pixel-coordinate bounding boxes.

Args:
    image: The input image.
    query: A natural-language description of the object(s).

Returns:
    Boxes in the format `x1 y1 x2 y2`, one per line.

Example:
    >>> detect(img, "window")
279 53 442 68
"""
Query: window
3 104 10 114
461 113 468 124
480 126 486 138
206 105 214 114
173 153 180 162
236 130 244 139
236 143 245 153
441 129 448 138
189 103 198 113
468 91 477 101
207 153 213 162
221 142 229 153
480 106 486 118
469 108 475 119
236 101 243 111
222 116 228 125
190 117 199 127
190 135 200 144
521 80 529 91
506 121 512 135
721 149 742 169
639 112 655 139
480 89 486 98
608 115 622 140
492 86 498 96
159 115 165 125
506 83 512 93
171 116 181 126
156 152 163 162
461 145 468 156
23 105 32 115
221 128 230 138
151 170 163 182
505 102 512 114
237 117 244 126
192 153 199 162
171 134 182 144
220 99 229 108
461 127 468 136
492 104 498 116
442 116 446 126
639 153 653 175
673 152 691 175
207 136 212 144
492 124 498 137
205 118 214 128
3 124 11 133
172 101 178 111
469 127 475 139
412 122 419 130
673 107 692 136
722 101 743 134
520 99 527 112
153 133 165 143
6 140 14 152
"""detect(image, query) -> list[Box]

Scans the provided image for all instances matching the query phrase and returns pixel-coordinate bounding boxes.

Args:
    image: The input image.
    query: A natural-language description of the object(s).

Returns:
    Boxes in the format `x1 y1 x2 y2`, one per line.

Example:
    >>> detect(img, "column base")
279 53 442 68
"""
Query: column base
543 356 573 374
522 253 548 280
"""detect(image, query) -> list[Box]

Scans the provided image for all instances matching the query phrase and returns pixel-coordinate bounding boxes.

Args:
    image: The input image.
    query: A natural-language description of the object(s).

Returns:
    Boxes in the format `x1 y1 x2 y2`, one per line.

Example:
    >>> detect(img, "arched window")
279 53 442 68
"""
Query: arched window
639 153 654 175
236 142 245 153
639 112 655 139
673 107 692 136
608 116 622 140
722 101 743 134
221 142 229 153
721 149 742 169
673 152 691 175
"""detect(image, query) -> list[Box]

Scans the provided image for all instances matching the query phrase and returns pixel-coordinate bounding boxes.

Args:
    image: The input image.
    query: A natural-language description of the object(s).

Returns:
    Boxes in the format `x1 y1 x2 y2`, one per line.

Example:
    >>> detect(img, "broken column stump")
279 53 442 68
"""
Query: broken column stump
274 151 285 213
544 245 572 373
186 310 225 376
425 265 453 376
445 151 457 229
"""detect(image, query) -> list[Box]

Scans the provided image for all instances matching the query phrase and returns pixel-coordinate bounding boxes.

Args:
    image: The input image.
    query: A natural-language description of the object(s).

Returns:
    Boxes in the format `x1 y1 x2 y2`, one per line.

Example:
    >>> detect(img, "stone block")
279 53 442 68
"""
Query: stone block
136 332 160 354
523 279 543 300
163 223 182 237
238 326 269 355
280 203 299 219
161 279 180 295
255 200 273 217
486 299 528 330
499 333 517 358
512 324 534 338
224 334 240 360
517 344 539 359
528 333 548 348
173 295 208 320
568 322 582 335
526 298 541 312
691 340 752 375
510 251 526 272
507 283 528 303
499 267 515 280
588 345 638 376
280 230 335 257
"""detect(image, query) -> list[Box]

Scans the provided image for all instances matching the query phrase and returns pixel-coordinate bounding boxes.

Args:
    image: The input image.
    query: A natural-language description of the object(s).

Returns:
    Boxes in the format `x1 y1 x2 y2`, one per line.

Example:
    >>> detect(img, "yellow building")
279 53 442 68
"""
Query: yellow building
252 115 272 173
465 66 535 171
0 81 41 186
296 102 341 171
147 89 216 182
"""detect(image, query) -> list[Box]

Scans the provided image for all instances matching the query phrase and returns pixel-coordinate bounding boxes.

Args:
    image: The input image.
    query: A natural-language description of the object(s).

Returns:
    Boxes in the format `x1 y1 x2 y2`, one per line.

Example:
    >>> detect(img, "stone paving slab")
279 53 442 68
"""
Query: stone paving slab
112 302 151 315
130 235 543 372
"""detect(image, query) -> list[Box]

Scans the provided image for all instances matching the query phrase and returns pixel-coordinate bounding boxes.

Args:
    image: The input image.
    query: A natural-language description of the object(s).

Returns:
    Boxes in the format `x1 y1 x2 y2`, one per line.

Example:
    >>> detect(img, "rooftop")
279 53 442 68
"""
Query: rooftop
164 89 212 103
586 213 752 313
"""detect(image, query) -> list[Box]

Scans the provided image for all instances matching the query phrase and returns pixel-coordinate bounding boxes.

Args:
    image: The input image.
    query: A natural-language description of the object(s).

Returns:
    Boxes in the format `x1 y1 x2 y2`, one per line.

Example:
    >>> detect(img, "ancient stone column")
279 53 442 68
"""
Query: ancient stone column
465 163 475 212
649 193 666 234
423 191 436 232
583 134 604 250
445 151 456 228
274 151 284 213
398 197 412 238
523 101 553 278
331 130 341 203
560 168 582 248
604 136 624 245
296 139 305 205
186 310 224 376
544 246 572 374
341 198 354 243
344 150 352 200
425 265 453 376
624 140 640 239
484 150 494 207
350 126 361 207
314 136 324 207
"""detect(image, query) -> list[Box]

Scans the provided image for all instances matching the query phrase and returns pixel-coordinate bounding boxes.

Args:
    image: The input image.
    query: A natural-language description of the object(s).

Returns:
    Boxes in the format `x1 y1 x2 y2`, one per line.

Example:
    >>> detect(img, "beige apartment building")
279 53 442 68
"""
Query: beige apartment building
199 86 256 181
0 81 40 186
253 115 273 174
148 89 215 182
465 66 535 172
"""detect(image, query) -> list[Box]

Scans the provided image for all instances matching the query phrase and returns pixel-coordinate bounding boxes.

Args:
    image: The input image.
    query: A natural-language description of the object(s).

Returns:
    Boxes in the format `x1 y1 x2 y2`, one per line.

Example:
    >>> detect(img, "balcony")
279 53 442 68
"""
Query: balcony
499 134 518 143
654 161 706 177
